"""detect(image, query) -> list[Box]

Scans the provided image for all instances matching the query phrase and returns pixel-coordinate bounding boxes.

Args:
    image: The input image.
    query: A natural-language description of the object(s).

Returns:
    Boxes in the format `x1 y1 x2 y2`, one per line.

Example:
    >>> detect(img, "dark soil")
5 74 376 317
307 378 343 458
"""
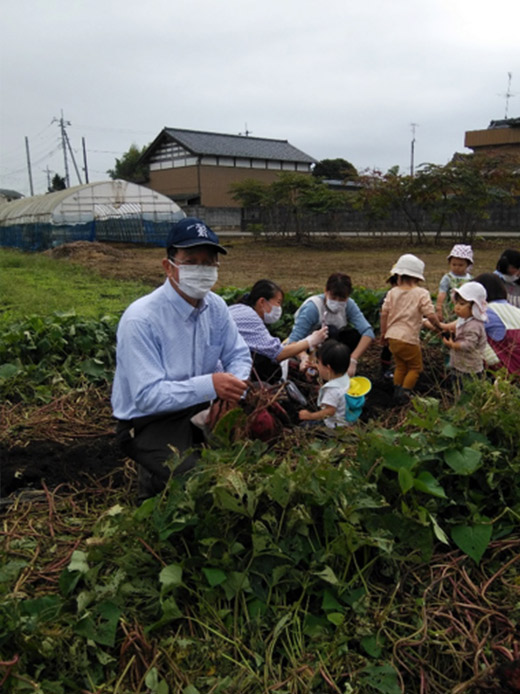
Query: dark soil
0 434 128 499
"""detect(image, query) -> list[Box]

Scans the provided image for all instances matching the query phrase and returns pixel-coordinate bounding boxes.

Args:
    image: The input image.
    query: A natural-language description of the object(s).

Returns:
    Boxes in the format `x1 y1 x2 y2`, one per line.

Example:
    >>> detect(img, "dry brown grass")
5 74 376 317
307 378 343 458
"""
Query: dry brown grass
216 237 507 293
59 237 511 293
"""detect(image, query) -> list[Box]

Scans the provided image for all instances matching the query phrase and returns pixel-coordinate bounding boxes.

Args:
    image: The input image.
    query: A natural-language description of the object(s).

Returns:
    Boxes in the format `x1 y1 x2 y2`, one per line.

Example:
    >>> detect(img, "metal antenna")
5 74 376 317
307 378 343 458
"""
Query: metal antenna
239 123 252 136
499 72 516 119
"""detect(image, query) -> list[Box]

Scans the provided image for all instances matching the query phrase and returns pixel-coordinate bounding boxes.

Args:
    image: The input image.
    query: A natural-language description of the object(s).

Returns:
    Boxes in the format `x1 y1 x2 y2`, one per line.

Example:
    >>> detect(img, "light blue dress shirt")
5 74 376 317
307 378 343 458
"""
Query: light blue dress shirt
112 279 252 420
288 294 375 343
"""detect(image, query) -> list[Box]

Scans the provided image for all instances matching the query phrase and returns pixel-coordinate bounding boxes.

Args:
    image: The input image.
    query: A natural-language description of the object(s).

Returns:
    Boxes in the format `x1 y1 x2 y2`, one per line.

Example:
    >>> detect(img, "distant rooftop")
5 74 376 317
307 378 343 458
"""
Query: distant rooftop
488 117 520 129
144 127 316 164
0 188 24 201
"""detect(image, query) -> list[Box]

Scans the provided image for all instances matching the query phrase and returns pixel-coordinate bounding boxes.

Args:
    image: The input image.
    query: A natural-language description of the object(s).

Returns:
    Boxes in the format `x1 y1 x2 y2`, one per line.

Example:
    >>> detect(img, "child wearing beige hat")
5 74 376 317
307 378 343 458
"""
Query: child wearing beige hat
380 254 442 403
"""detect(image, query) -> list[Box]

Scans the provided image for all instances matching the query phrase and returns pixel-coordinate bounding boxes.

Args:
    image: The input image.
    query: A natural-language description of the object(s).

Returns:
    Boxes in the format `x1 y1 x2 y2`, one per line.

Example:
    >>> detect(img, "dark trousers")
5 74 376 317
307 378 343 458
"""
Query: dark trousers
115 404 207 499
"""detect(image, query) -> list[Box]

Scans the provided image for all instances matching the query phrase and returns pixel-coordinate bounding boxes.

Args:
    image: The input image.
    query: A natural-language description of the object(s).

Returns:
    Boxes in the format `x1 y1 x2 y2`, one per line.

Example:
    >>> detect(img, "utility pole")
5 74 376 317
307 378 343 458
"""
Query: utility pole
44 166 52 190
410 123 418 177
82 137 89 183
52 110 71 187
25 136 34 196
63 127 82 185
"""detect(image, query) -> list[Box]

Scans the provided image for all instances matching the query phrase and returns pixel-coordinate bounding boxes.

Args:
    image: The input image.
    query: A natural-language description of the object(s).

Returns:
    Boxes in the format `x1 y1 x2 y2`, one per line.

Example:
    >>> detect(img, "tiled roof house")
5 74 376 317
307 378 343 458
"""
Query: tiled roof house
140 127 316 207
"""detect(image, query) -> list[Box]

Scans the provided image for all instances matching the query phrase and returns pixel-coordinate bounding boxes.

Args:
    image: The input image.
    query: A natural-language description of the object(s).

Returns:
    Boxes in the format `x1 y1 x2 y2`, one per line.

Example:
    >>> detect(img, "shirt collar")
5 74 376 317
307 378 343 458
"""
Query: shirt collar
163 279 209 319
323 373 350 389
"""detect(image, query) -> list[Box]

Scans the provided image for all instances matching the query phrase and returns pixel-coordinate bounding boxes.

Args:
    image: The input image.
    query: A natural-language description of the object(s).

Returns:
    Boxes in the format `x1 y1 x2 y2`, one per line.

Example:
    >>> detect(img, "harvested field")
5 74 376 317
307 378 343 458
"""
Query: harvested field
43 237 510 293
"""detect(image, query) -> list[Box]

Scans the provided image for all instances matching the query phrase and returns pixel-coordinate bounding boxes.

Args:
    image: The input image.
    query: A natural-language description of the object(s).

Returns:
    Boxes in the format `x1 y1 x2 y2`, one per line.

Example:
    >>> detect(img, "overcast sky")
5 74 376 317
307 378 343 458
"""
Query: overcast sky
1 0 519 196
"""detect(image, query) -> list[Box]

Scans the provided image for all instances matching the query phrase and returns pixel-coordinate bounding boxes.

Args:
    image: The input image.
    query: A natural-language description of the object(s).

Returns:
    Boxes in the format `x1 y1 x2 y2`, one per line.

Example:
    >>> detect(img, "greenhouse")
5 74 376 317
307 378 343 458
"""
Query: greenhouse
0 179 185 251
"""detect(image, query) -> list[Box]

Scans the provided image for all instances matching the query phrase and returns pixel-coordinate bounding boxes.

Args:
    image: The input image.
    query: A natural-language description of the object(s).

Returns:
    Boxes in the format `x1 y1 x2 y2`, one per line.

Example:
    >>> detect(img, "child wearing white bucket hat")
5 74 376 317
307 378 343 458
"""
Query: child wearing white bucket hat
436 244 473 320
381 254 443 403
440 281 488 377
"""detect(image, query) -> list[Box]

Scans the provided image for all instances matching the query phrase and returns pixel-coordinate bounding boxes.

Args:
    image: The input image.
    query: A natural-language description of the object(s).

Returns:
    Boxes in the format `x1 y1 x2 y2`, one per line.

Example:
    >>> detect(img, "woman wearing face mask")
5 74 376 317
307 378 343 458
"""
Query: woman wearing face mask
287 273 375 377
229 279 328 383
494 249 520 308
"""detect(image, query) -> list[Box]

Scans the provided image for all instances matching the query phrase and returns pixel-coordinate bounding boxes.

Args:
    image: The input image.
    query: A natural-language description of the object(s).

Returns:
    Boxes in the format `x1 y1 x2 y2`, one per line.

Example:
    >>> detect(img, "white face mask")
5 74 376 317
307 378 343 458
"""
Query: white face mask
501 273 520 285
169 261 218 299
263 303 282 324
326 299 346 314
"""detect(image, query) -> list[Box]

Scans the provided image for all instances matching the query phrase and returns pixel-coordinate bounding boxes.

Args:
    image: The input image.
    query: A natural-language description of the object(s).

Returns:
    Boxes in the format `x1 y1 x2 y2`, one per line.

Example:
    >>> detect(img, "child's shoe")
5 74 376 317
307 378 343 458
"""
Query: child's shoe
393 385 411 405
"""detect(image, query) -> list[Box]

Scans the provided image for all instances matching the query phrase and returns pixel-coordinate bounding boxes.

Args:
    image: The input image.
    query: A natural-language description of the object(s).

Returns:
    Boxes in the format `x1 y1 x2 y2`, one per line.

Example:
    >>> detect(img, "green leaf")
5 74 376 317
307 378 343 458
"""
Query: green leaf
74 601 121 647
21 595 62 622
451 524 492 563
222 571 251 599
413 471 447 498
134 496 156 520
440 423 459 439
68 550 89 574
428 513 449 544
326 612 344 626
314 565 340 586
202 567 227 587
145 667 170 694
382 448 417 472
360 663 401 694
361 634 384 658
265 465 292 507
0 363 21 379
212 407 247 445
0 559 28 583
321 589 343 612
398 467 414 494
444 447 482 475
59 567 82 595
159 564 183 591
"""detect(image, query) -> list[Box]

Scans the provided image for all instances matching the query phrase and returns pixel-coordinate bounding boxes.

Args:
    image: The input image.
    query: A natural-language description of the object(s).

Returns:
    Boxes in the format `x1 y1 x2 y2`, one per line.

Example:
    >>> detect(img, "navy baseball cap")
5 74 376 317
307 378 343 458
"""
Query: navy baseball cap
166 217 227 254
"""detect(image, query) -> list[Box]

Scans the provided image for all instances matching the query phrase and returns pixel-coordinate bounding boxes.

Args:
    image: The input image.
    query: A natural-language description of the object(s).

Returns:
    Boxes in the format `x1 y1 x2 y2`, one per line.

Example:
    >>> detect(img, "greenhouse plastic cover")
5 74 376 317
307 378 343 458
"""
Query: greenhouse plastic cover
0 180 184 226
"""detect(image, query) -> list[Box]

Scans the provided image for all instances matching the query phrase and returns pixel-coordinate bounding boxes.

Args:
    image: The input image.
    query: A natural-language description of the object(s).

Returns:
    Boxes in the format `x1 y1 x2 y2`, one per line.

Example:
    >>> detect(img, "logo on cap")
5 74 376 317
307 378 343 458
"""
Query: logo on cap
189 223 209 239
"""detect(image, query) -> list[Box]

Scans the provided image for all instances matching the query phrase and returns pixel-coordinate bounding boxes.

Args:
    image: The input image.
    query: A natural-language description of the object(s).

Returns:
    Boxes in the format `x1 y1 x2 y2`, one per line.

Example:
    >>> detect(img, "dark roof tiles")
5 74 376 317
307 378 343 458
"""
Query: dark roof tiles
162 127 316 163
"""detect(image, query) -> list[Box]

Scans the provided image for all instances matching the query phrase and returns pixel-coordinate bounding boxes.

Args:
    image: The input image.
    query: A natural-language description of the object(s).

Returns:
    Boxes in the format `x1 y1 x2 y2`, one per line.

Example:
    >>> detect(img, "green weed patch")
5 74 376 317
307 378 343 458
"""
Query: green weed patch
1 376 520 692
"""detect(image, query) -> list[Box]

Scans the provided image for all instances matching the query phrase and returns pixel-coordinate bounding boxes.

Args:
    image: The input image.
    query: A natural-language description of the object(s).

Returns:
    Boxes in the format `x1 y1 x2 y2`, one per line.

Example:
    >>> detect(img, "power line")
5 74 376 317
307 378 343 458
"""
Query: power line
0 144 62 177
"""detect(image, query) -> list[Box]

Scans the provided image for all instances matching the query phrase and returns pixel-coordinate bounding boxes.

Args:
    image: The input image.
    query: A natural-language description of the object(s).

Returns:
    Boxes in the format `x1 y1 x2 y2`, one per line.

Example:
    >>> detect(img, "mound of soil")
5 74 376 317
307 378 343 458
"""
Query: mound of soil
44 240 129 262
42 241 166 285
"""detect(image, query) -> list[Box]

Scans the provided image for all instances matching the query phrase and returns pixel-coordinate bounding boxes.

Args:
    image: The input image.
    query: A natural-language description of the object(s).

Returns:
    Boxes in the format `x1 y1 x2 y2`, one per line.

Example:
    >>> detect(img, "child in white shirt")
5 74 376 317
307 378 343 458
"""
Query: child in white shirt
298 340 350 428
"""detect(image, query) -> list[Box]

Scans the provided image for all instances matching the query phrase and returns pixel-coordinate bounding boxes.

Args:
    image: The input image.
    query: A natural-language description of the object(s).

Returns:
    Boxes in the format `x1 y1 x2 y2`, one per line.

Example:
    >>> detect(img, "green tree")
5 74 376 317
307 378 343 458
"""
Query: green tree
312 158 358 181
107 144 149 183
229 179 270 207
413 153 520 242
355 167 425 241
48 173 66 192
231 173 351 241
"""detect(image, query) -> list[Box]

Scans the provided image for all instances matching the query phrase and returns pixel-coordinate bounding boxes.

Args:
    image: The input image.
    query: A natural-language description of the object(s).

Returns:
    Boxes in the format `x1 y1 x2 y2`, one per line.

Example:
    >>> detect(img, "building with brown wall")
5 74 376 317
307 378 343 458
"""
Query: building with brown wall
465 117 520 155
140 127 316 207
